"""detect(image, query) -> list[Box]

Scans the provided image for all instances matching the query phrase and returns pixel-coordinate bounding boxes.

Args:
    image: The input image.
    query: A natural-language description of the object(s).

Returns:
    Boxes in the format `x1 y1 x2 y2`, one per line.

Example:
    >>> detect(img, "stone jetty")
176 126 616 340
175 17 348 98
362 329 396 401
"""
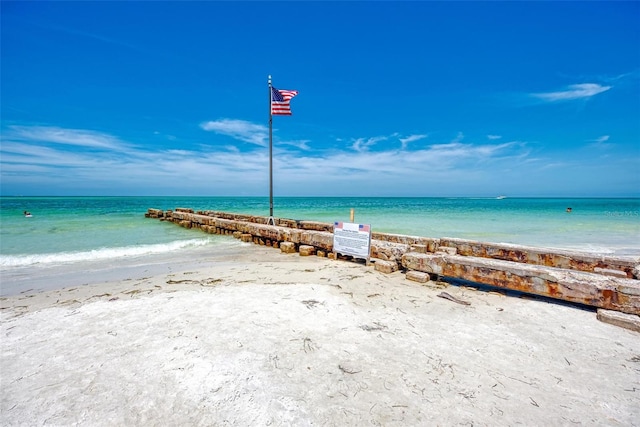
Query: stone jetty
146 208 640 320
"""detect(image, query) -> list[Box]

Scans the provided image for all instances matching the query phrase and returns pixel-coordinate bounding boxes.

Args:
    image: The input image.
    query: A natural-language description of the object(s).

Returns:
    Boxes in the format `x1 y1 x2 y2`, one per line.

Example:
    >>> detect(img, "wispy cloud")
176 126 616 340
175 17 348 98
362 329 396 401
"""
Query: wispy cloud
281 140 311 150
7 125 130 150
200 119 268 147
399 134 428 150
487 135 502 140
588 135 614 149
1 125 269 193
351 136 388 152
425 141 519 164
531 83 611 102
7 122 632 197
594 135 610 143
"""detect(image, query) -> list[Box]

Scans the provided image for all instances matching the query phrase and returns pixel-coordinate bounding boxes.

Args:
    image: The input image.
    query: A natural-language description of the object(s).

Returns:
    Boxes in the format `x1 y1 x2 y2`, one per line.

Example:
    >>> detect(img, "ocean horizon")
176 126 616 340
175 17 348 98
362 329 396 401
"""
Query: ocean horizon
1 196 639 296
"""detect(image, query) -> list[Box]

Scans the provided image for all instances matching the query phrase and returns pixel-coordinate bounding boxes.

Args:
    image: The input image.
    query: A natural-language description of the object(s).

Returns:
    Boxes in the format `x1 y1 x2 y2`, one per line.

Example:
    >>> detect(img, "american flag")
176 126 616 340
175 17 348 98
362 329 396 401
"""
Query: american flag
359 224 370 232
271 86 298 116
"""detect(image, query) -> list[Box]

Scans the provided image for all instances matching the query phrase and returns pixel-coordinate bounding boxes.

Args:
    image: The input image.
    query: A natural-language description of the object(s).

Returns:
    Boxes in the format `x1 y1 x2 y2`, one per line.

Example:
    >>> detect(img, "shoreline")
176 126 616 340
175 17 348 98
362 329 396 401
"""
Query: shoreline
1 248 639 425
0 240 254 298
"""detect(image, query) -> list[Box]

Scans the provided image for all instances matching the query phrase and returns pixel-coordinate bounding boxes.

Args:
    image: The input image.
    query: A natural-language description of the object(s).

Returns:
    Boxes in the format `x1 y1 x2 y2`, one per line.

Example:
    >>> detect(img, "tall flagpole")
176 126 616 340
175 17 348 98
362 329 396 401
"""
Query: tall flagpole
268 75 275 225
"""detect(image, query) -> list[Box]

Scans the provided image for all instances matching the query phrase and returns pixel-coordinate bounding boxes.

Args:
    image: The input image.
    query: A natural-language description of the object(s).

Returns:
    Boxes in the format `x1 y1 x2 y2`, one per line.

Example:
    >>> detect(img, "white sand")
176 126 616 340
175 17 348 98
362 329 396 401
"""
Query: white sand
1 246 639 426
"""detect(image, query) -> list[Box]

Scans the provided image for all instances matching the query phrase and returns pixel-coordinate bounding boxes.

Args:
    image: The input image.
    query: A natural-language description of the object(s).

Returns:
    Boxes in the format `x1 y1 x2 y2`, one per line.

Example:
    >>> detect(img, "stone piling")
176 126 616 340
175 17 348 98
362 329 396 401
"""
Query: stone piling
146 208 640 316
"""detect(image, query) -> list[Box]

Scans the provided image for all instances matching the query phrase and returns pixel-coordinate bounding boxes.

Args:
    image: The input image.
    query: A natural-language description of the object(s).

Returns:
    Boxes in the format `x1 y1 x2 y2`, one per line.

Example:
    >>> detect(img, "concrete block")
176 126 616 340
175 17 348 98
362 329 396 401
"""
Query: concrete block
280 241 297 254
597 309 640 332
299 245 316 256
406 270 430 283
375 260 399 274
402 252 640 315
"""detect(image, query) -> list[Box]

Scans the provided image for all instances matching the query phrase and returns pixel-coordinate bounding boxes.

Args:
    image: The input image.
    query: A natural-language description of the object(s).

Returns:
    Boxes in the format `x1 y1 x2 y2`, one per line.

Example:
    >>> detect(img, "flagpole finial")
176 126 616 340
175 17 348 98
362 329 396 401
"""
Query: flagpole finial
268 75 272 85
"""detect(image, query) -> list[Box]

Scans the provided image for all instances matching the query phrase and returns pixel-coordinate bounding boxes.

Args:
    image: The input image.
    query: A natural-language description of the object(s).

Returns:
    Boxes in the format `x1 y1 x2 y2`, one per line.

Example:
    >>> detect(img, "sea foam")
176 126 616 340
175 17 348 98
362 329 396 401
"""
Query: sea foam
0 238 215 268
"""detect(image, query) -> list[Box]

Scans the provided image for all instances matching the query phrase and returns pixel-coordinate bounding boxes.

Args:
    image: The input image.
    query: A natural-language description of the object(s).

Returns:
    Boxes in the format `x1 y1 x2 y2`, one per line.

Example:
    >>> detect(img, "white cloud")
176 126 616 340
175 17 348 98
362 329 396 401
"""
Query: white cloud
1 133 264 194
487 135 502 140
200 119 268 147
7 125 130 150
351 134 428 151
531 83 611 102
1 123 529 195
422 141 519 166
4 122 634 197
281 139 311 150
399 134 427 149
351 136 387 152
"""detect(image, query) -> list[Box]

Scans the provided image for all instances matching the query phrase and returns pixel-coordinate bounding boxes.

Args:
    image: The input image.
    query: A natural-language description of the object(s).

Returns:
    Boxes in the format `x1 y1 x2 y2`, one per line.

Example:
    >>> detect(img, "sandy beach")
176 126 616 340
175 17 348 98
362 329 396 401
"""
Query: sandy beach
1 245 639 426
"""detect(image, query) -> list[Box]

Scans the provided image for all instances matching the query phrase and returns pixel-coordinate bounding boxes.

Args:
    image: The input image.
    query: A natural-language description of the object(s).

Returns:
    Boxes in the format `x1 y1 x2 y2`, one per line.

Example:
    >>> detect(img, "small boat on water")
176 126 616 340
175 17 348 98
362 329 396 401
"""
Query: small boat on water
496 195 507 200
23 211 32 218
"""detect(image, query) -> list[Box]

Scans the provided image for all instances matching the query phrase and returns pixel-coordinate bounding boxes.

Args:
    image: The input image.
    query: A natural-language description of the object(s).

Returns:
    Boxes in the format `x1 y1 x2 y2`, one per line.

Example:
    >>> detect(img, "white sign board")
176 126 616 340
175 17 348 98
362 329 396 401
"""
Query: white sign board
333 222 371 260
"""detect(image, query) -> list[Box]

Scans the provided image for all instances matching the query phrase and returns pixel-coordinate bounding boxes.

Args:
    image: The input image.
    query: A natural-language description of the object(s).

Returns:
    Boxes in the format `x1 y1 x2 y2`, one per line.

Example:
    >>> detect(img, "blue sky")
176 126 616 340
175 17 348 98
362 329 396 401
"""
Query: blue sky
1 1 639 197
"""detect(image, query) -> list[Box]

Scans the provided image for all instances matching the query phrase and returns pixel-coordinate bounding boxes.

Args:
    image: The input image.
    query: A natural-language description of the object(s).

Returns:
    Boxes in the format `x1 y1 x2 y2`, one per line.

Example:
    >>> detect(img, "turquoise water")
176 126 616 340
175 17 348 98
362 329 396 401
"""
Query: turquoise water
1 196 638 296
1 196 639 269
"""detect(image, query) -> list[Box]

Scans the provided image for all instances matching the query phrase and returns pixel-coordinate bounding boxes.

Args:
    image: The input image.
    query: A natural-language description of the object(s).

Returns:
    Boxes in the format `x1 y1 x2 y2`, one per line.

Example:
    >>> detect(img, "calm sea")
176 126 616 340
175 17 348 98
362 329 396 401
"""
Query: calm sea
1 196 639 295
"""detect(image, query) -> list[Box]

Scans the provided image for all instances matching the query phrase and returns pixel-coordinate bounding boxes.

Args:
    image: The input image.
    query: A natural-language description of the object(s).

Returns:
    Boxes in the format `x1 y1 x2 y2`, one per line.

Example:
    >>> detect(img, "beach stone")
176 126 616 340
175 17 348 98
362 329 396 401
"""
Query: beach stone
406 270 430 283
316 250 326 258
375 260 398 274
240 233 252 243
299 245 316 256
371 241 411 262
280 242 296 254
233 231 242 239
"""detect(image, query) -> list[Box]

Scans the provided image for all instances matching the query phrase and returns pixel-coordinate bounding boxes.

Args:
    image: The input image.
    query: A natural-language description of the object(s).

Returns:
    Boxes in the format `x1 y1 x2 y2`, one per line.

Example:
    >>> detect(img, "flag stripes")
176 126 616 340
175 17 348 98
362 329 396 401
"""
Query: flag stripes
271 86 298 115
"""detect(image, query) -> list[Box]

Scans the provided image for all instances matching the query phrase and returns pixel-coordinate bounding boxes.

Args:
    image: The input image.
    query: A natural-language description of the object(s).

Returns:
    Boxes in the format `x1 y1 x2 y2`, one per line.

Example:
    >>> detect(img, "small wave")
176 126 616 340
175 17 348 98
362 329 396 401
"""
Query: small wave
0 238 216 268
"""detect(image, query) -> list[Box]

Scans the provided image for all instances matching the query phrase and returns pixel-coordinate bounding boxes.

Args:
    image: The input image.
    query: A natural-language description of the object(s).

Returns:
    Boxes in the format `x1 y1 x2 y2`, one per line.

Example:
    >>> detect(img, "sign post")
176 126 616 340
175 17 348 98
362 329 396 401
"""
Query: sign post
333 222 372 264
